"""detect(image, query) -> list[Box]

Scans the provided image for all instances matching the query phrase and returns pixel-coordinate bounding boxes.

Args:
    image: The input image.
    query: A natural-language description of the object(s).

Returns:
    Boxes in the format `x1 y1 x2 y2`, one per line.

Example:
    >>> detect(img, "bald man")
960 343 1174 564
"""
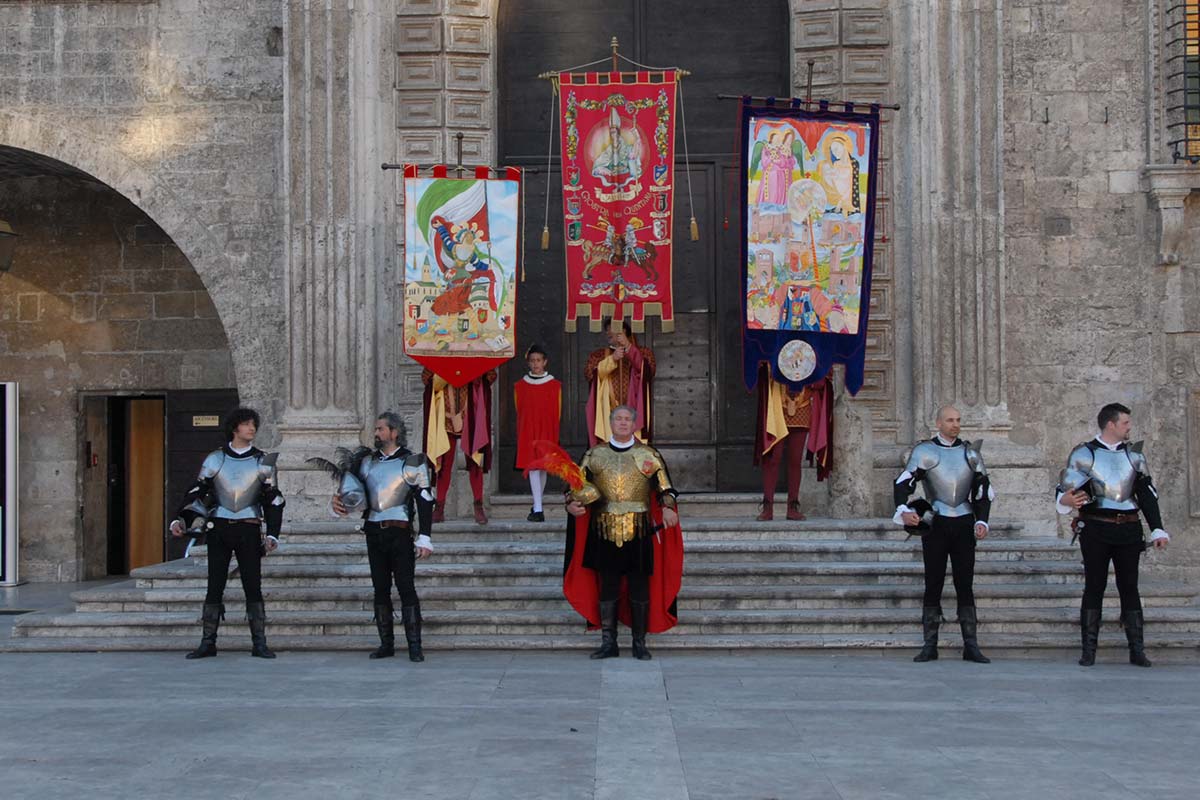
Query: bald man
893 406 994 663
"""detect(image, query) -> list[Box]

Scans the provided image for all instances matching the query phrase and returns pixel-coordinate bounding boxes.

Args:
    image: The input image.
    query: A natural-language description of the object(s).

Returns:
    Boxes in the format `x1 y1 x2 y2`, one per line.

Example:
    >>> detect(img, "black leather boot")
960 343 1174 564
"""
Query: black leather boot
246 602 276 659
590 600 620 659
186 603 223 659
370 603 395 659
913 606 941 662
1122 609 1152 667
958 606 991 664
630 601 652 661
1078 608 1101 667
401 604 424 662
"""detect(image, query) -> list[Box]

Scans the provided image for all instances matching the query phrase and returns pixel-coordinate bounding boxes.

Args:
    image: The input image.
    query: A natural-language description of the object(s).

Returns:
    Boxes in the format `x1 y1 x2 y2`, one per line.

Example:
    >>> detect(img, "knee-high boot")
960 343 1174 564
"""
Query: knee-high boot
401 604 424 662
590 600 620 659
1078 608 1101 666
913 606 941 662
958 606 991 664
246 602 276 659
371 603 395 659
186 603 223 659
1122 609 1152 668
630 601 652 661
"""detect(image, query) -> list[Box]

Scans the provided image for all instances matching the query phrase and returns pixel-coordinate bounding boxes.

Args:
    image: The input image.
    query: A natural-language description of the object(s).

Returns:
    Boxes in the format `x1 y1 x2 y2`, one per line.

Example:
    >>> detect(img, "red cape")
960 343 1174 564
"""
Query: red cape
562 497 683 634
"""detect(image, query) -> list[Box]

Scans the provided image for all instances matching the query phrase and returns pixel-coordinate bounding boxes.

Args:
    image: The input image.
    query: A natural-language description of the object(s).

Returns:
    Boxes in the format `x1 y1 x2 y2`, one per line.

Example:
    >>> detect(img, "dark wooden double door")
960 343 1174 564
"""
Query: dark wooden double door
494 0 790 491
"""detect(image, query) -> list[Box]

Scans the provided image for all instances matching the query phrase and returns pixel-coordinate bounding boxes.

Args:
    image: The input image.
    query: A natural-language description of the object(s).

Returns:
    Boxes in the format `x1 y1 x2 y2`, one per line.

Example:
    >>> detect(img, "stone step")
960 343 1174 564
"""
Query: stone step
187 538 1077 566
131 558 1097 590
6 632 1200 662
17 607 1200 639
66 580 1200 614
277 517 1028 543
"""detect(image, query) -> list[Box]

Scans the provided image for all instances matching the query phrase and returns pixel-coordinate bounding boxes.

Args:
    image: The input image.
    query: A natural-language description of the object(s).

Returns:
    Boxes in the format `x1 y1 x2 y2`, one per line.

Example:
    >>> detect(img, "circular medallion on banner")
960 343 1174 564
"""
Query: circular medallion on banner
777 340 817 382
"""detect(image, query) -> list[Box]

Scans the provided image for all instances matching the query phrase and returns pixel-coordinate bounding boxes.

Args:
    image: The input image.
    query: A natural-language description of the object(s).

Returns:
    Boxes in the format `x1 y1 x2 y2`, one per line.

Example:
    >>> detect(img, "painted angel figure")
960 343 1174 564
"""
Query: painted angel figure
593 107 643 190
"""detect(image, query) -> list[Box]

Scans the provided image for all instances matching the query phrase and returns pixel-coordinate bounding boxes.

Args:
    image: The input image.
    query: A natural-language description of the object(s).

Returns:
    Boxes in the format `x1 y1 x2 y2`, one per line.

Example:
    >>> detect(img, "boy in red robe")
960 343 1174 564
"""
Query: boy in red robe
513 344 562 522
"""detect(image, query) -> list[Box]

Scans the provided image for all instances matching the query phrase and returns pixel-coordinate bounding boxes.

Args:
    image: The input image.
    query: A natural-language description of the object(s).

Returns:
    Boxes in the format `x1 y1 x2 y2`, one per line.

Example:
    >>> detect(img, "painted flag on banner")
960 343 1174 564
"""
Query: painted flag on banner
403 165 522 387
740 101 881 393
558 71 676 333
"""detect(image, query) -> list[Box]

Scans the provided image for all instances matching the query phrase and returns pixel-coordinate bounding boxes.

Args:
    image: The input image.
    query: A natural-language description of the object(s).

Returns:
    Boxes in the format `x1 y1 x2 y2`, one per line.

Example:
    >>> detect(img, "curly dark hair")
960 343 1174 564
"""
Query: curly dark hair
223 407 261 441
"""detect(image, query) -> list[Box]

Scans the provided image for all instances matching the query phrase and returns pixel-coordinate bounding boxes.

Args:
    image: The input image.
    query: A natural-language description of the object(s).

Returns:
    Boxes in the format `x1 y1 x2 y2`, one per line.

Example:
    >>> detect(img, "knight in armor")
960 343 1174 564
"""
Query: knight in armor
320 412 435 662
893 406 993 664
563 406 684 660
1056 403 1170 668
170 408 284 659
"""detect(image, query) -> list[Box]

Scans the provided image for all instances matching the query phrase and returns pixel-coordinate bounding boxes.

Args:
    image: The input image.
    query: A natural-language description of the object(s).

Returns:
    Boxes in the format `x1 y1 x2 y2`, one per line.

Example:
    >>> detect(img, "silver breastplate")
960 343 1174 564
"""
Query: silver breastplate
1087 447 1138 511
210 453 266 518
914 442 974 517
362 455 415 523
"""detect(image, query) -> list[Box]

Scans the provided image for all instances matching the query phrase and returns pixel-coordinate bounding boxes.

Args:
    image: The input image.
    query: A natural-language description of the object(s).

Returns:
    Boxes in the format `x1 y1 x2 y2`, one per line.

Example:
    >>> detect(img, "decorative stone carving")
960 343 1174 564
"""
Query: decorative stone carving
1144 164 1200 266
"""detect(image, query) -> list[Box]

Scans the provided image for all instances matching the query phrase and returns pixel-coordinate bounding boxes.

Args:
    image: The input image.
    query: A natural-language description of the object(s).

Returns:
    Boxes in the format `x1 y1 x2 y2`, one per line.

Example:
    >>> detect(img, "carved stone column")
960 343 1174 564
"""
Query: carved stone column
894 1 1010 434
278 0 394 516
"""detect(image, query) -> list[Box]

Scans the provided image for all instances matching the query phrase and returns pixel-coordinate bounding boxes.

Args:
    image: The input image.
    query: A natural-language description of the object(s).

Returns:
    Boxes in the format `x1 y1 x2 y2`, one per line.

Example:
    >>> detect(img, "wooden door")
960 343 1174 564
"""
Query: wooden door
125 398 164 571
495 0 789 490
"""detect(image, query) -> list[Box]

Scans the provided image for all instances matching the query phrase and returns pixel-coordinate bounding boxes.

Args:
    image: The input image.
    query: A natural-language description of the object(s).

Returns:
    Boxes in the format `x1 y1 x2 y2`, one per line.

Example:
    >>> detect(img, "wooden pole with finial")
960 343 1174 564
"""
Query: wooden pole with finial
454 132 465 179
611 36 619 72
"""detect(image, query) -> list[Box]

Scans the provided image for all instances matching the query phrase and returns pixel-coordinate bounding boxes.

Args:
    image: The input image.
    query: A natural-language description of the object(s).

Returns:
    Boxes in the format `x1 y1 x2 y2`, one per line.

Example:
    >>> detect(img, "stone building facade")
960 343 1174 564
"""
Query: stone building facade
0 0 1197 580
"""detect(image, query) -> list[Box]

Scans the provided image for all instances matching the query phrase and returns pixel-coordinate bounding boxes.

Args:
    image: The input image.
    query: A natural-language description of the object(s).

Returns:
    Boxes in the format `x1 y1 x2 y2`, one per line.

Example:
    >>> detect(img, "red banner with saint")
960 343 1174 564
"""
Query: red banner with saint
558 71 676 333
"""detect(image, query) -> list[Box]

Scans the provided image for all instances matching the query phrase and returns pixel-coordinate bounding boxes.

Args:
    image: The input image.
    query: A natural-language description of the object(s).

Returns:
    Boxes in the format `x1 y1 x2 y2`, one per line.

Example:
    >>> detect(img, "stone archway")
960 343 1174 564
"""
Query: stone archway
0 142 246 580
0 111 270 414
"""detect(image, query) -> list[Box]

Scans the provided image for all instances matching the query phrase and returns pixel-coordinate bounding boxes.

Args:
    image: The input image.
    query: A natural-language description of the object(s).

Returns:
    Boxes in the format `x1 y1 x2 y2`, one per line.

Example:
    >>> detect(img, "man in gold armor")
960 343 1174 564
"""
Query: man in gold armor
565 406 682 660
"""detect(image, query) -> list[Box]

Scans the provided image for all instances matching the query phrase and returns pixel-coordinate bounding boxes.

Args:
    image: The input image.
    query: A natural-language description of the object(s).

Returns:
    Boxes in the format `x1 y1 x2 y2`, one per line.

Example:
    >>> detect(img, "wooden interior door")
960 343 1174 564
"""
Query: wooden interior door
125 398 164 571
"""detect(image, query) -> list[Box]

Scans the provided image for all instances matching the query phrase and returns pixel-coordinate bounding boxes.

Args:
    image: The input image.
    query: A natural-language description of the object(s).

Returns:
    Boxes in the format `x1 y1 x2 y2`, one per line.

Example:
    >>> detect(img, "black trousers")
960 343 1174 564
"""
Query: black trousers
1080 529 1143 613
204 520 264 605
365 524 418 608
599 571 649 604
921 515 977 608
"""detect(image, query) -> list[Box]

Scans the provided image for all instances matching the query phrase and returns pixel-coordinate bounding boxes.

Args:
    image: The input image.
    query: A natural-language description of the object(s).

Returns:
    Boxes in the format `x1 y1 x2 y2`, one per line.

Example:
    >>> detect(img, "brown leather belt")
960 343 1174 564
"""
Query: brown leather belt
1080 512 1141 526
368 520 411 530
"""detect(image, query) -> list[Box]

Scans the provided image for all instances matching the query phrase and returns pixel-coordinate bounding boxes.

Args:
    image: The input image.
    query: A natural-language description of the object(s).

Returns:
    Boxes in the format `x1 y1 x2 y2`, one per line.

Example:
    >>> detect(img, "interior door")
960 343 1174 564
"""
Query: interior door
125 398 165 571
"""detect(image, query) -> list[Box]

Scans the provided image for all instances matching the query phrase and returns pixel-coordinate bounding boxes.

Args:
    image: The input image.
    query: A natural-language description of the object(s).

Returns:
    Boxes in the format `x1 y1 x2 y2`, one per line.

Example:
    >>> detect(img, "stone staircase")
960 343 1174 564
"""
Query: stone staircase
7 498 1200 660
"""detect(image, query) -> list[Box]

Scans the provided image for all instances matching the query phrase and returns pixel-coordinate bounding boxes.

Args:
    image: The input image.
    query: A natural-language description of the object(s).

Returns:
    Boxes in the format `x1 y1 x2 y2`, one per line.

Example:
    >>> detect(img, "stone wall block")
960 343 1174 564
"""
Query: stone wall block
398 130 444 161
446 55 489 90
841 10 889 46
445 91 491 129
397 0 445 15
396 17 443 52
842 48 889 84
445 17 489 53
396 91 445 126
397 55 443 89
793 11 839 49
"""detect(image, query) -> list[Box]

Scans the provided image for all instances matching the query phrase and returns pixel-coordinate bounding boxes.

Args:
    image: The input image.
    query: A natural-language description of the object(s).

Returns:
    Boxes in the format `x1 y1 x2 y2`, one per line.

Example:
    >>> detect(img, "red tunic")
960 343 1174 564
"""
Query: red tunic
514 373 562 469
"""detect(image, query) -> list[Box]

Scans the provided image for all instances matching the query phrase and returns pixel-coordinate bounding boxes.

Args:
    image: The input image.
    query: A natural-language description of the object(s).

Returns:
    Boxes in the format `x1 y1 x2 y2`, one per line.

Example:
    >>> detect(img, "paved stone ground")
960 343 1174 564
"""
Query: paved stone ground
2 645 1199 800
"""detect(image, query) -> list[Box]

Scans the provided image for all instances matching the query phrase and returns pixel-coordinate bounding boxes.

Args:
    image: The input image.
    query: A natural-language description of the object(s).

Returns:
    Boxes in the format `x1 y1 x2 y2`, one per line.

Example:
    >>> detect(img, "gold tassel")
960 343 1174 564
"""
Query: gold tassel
689 216 699 241
541 226 550 250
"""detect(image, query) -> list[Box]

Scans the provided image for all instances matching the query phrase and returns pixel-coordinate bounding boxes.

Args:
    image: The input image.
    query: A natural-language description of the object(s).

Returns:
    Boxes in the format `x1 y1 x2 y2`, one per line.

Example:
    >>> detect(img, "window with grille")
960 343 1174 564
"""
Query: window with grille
1167 1 1200 162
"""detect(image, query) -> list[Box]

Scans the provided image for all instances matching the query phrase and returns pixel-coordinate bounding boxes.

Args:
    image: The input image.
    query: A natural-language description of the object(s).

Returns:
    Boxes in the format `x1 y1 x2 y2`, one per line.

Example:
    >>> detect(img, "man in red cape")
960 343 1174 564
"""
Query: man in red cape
563 406 683 660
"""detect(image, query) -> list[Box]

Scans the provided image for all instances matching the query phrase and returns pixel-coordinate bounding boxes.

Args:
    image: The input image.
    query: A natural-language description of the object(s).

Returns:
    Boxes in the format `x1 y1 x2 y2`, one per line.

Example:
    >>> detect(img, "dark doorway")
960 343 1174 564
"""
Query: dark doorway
495 0 790 491
81 389 238 575
164 389 239 560
103 396 165 575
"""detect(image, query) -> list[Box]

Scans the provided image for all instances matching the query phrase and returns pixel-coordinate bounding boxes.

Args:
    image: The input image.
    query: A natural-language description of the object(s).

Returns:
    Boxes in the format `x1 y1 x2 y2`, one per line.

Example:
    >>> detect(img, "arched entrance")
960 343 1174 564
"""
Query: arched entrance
0 146 239 580
494 0 790 491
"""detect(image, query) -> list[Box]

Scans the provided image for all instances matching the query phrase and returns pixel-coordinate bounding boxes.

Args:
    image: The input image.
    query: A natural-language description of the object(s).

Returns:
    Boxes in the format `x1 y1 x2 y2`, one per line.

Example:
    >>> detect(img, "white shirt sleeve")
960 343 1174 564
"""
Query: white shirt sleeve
415 534 433 551
893 505 915 526
1150 528 1170 542
1054 491 1073 516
